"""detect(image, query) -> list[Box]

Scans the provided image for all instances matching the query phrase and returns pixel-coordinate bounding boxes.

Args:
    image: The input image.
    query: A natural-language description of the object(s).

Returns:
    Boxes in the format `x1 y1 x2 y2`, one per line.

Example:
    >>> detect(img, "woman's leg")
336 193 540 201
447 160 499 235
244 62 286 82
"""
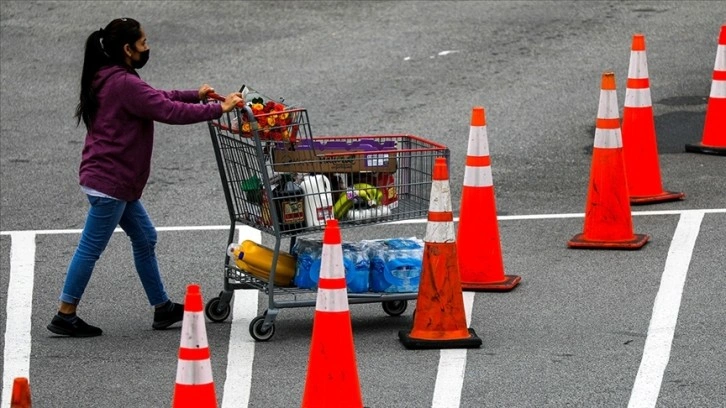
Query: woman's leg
48 195 125 337
60 196 126 307
119 200 183 329
118 199 168 307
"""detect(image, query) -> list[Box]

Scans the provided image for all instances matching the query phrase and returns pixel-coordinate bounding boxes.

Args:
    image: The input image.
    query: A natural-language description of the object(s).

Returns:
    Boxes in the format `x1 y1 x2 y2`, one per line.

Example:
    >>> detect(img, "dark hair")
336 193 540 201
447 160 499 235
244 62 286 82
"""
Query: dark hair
75 18 143 128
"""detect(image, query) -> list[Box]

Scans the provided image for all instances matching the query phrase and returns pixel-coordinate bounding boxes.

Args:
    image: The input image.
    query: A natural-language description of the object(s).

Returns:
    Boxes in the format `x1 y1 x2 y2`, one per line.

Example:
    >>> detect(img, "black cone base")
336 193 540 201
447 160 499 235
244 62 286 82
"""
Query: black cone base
685 143 726 156
398 328 482 350
567 233 649 250
630 190 686 205
461 275 521 292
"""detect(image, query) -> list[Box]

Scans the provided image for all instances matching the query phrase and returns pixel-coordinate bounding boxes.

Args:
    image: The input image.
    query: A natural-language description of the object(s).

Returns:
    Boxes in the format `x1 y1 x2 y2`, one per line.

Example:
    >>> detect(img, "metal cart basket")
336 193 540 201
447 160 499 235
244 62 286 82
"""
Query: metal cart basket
204 92 449 341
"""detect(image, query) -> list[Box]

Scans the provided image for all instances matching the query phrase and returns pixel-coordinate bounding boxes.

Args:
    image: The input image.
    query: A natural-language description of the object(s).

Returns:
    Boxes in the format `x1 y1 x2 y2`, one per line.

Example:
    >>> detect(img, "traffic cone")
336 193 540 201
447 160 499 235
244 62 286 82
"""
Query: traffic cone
621 34 686 204
172 284 217 408
686 24 726 155
10 377 31 408
457 106 521 291
399 157 482 349
568 72 650 249
301 218 363 408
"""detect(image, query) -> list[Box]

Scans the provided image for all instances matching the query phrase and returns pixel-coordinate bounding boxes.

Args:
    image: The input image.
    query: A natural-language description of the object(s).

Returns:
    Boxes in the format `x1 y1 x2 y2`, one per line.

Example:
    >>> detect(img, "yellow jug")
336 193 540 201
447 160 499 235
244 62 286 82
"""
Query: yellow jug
228 240 296 287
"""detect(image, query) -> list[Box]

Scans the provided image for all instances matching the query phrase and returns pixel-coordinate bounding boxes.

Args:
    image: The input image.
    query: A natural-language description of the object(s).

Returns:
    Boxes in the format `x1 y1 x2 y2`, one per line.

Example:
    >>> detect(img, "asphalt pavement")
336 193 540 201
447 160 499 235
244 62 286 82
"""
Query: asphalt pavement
1 1 725 407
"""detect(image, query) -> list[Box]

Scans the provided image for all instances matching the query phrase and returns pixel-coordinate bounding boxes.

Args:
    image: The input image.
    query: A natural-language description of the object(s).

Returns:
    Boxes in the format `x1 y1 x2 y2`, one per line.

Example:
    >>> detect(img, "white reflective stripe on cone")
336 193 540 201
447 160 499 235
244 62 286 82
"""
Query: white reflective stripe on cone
425 221 456 244
467 126 490 156
598 90 619 119
179 312 209 349
319 245 344 279
628 50 649 78
710 79 726 98
176 359 214 385
316 287 350 312
625 88 652 108
594 128 623 149
427 180 452 213
714 44 725 70
463 165 493 188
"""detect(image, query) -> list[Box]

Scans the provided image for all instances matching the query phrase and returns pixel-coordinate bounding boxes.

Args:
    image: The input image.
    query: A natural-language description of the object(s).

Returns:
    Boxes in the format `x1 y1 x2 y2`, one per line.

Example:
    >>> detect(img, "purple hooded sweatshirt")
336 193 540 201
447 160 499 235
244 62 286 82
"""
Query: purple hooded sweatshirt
79 65 223 201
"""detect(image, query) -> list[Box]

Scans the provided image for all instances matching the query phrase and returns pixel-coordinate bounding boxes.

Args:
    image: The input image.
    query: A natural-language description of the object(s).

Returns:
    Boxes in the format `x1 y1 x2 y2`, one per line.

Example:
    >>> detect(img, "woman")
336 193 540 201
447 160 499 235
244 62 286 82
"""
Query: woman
48 18 243 337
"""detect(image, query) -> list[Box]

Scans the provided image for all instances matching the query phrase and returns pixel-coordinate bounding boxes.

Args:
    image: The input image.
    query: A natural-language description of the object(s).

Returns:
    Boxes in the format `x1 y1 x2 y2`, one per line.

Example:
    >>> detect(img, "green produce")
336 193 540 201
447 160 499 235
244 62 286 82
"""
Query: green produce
332 183 384 220
353 183 383 206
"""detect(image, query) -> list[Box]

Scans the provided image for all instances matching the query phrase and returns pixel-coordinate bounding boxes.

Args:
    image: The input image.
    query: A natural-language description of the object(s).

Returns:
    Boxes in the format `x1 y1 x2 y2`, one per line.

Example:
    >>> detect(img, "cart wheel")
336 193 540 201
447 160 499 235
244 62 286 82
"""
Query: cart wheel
382 300 408 316
249 315 275 341
205 297 231 322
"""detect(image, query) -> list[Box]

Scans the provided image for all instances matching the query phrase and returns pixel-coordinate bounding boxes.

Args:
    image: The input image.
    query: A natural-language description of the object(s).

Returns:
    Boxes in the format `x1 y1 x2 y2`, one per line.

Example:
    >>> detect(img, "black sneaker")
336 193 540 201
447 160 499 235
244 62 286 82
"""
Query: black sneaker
152 302 184 330
47 314 103 337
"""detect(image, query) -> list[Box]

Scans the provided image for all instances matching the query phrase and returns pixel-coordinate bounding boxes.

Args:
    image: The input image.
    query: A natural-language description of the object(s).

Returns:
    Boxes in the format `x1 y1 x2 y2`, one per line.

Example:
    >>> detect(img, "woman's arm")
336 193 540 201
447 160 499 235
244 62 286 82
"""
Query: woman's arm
159 89 200 103
123 75 222 124
160 84 215 103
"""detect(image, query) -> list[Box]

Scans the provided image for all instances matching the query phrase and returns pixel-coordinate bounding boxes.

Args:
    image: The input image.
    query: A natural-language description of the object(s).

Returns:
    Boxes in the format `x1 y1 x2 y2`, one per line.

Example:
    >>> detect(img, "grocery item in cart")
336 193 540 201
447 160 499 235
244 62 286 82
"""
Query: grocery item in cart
345 182 392 222
227 241 296 287
240 176 264 204
365 237 424 293
272 138 398 173
300 174 334 227
292 239 369 293
347 172 398 209
348 205 391 222
332 182 384 220
231 85 298 142
376 172 398 209
270 176 306 231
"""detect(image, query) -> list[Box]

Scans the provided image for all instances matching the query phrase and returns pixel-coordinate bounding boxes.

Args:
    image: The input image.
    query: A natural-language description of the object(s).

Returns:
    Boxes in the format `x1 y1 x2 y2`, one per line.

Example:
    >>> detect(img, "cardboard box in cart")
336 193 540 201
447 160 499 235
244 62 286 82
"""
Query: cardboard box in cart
271 139 398 174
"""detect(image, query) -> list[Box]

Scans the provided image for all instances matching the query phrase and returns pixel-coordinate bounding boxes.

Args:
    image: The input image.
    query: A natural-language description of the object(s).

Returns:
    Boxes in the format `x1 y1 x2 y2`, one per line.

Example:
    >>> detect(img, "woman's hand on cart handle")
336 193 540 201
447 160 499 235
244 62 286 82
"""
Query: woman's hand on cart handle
198 83 215 101
207 91 246 112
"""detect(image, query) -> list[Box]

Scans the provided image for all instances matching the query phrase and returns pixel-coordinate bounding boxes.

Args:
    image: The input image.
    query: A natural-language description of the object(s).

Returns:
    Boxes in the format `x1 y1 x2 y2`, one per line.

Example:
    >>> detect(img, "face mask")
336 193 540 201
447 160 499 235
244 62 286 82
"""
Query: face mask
132 49 150 69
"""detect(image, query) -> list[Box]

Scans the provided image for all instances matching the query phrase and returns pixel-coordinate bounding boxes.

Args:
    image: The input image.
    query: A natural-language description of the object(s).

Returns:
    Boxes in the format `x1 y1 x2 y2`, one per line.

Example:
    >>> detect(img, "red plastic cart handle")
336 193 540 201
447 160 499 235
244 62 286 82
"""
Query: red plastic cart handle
206 91 247 108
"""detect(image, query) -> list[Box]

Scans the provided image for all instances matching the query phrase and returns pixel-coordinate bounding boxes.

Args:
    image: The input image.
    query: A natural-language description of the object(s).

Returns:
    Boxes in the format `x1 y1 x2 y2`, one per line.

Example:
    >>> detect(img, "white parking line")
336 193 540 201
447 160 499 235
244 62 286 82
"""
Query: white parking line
221 226 262 408
1 232 35 408
432 291 475 408
627 210 705 408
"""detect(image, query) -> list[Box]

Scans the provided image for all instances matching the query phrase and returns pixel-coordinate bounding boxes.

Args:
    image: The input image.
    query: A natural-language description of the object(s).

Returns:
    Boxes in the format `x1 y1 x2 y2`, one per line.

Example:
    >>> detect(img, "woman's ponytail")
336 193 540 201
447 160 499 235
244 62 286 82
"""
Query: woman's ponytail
74 29 109 129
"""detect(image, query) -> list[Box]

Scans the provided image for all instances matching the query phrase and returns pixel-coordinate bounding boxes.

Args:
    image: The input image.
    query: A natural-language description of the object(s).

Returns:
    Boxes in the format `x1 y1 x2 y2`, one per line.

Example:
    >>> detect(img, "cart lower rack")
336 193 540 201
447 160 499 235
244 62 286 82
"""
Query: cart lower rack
204 97 449 341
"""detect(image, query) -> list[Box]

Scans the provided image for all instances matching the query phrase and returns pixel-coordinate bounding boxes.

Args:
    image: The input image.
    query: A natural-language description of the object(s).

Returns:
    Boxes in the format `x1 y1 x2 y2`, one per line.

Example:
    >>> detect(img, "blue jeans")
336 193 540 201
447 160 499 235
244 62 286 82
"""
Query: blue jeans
60 196 169 307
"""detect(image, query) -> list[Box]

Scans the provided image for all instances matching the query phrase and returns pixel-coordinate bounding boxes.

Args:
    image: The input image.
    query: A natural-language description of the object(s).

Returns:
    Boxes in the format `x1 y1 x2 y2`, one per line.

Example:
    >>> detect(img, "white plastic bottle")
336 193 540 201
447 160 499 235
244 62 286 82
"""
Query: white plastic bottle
300 174 334 227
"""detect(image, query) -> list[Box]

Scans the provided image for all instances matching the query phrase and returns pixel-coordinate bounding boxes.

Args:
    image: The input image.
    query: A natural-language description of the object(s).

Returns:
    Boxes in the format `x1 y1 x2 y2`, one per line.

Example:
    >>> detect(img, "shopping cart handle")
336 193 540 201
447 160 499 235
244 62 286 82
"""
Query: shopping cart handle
206 91 247 108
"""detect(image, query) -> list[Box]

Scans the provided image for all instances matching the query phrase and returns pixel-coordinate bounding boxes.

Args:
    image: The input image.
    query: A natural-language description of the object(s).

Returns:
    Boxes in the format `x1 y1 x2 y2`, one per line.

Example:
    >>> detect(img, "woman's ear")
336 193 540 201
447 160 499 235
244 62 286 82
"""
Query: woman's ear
123 43 133 57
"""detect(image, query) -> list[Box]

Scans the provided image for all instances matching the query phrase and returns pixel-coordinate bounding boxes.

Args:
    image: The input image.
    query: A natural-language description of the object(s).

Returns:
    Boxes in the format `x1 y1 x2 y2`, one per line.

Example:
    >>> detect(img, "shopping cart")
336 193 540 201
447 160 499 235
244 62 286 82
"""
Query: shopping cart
204 91 449 341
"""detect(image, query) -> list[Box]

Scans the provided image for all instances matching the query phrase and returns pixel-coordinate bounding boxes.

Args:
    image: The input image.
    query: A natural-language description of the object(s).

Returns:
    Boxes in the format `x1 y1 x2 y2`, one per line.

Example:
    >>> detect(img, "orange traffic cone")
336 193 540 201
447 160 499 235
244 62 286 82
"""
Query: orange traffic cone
457 106 521 291
568 72 650 250
686 24 726 155
10 377 31 408
301 218 363 408
621 34 686 204
399 157 482 349
172 284 217 408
